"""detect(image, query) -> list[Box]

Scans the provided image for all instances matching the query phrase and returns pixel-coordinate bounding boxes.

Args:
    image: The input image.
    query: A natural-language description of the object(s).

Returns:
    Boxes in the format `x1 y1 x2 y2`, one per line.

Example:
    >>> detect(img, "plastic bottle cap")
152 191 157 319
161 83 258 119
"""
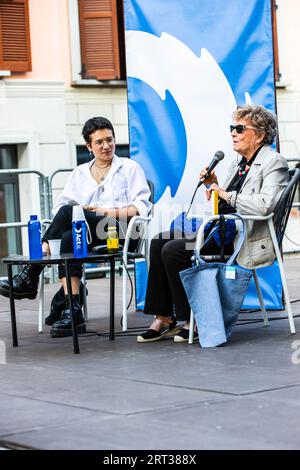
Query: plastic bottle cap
72 205 85 222
108 226 117 230
30 215 38 220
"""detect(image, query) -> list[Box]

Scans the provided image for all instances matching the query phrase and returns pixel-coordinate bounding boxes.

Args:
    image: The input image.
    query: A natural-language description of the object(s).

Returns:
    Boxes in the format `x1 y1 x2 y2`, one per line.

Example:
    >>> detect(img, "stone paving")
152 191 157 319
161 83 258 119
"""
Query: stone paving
0 256 299 450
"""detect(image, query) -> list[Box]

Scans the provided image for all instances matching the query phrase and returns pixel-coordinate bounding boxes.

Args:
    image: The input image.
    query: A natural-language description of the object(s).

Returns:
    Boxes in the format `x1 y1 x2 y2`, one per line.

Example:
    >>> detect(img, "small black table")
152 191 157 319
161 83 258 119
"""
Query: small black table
2 251 125 354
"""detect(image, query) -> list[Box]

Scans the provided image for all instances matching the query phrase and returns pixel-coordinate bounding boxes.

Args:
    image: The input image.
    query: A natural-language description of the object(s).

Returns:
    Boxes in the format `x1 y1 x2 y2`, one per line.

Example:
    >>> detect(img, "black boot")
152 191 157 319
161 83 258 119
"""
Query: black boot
45 282 88 326
50 294 86 337
45 286 65 326
0 265 42 300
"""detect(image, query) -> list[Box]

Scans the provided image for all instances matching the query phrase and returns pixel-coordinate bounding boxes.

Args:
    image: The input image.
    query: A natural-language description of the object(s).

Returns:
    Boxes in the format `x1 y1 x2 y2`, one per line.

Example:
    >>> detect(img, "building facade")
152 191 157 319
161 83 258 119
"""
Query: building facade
0 0 129 269
276 0 300 252
0 0 299 269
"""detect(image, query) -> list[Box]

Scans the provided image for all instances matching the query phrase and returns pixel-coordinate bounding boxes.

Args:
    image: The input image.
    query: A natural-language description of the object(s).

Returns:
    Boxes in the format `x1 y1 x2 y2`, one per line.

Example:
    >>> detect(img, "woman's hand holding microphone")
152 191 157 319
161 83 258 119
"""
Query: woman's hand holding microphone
199 167 218 200
198 167 228 201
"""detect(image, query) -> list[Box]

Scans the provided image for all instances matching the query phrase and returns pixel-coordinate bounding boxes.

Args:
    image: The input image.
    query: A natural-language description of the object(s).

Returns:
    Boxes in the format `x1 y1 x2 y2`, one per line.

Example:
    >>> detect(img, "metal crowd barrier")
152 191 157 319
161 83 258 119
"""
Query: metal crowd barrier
47 168 73 220
0 169 47 279
0 168 112 280
284 158 300 254
287 158 300 208
0 168 48 218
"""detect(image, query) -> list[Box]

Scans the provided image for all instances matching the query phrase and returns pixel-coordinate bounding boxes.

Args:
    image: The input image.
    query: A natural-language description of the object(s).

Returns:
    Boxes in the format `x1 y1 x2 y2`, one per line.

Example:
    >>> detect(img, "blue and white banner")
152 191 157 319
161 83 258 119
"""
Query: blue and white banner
124 0 281 309
124 0 275 233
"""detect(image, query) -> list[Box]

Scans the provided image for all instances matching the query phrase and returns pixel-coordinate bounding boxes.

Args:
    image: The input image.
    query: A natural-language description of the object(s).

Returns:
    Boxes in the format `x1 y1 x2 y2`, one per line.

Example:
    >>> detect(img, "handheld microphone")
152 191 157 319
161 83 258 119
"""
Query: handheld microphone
196 150 225 189
186 150 225 216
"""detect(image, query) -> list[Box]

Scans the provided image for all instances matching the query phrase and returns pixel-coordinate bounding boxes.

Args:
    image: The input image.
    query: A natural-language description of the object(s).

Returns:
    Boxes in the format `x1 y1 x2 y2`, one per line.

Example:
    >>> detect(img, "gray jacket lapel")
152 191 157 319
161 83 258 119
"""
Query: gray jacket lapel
240 145 269 190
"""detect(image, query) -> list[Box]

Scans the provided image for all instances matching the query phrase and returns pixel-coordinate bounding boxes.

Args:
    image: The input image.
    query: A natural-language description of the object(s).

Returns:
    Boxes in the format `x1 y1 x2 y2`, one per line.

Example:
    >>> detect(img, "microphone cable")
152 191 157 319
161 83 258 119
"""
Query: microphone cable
186 185 201 217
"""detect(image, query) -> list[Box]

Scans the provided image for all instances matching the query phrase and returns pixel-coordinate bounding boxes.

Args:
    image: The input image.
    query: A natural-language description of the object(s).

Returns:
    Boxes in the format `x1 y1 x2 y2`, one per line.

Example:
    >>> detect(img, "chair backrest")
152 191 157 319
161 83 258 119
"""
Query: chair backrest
273 167 300 247
132 179 154 254
146 179 155 214
198 167 300 261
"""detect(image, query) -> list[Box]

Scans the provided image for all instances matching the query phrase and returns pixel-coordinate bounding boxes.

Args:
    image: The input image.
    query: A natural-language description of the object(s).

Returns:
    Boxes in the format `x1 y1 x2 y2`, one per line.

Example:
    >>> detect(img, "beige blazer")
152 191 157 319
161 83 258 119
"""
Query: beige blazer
224 145 289 269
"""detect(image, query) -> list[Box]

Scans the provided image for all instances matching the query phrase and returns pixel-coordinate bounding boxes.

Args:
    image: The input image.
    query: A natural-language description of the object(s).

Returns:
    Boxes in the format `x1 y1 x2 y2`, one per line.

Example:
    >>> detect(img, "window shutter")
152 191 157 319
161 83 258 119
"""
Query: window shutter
0 0 32 72
78 0 120 80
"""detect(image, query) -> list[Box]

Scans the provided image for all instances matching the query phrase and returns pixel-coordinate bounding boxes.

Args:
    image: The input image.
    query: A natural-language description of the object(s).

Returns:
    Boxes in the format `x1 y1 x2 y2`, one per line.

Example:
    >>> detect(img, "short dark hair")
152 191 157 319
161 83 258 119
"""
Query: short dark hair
82 117 115 144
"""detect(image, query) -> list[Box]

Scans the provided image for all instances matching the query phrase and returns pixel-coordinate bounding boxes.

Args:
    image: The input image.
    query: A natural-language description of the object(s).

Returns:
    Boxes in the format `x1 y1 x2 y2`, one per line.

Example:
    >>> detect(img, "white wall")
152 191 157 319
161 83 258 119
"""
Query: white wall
0 78 128 225
276 0 300 252
276 0 300 160
49 87 128 208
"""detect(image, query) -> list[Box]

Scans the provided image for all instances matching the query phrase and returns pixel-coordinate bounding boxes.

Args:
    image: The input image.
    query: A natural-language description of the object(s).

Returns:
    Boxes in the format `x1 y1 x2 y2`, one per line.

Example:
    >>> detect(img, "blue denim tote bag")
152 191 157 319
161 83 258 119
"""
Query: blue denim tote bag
179 214 252 347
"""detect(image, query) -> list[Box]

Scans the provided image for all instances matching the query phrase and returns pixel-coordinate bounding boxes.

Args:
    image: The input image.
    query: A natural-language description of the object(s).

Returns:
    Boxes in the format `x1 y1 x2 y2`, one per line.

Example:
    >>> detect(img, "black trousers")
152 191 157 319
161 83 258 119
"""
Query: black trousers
144 231 234 322
39 205 135 278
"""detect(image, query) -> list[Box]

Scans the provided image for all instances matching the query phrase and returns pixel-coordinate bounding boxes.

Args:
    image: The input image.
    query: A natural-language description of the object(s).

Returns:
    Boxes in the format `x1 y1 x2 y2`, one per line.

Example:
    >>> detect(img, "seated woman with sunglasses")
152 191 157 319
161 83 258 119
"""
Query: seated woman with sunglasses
137 104 289 343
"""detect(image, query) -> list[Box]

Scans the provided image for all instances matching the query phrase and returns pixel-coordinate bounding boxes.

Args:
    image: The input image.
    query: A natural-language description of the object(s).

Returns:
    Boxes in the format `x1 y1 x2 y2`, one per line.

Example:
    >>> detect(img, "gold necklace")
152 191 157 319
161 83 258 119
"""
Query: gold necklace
92 162 111 182
94 162 111 169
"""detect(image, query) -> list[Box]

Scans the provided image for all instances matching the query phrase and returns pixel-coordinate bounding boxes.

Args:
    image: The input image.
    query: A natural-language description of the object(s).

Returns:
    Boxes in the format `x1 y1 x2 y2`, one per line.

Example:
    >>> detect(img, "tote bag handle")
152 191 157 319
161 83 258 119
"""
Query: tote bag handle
194 213 246 266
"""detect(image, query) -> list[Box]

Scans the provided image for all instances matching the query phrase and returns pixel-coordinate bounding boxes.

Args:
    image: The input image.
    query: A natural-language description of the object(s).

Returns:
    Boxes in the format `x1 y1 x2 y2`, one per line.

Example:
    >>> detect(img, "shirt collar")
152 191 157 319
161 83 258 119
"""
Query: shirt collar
88 154 122 172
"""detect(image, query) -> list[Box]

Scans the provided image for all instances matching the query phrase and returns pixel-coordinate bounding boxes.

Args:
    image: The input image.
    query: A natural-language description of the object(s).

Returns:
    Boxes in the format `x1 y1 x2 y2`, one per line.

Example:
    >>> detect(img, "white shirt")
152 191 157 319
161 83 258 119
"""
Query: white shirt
53 155 152 218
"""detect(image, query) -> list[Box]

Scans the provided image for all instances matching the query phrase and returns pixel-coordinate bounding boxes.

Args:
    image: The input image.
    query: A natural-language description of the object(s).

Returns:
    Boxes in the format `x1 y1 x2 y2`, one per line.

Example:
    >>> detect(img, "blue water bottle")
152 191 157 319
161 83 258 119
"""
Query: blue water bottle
28 215 43 259
72 206 88 257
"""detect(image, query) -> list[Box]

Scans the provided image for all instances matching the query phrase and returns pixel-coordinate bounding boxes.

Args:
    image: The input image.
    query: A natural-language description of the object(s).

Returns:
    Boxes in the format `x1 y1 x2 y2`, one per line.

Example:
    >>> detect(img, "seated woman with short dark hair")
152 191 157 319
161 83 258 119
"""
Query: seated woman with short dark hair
0 117 151 338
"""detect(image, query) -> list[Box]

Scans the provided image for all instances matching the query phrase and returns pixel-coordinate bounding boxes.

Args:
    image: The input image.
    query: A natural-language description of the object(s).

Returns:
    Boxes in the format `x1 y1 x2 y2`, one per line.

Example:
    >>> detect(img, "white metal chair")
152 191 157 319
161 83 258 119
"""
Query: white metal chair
188 167 300 344
121 179 154 330
38 179 154 333
121 214 152 331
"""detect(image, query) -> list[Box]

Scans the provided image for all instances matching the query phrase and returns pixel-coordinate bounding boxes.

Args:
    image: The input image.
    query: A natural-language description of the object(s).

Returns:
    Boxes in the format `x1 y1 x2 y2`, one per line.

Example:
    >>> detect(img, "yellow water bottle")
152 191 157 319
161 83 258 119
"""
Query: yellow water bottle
212 190 219 215
107 226 119 253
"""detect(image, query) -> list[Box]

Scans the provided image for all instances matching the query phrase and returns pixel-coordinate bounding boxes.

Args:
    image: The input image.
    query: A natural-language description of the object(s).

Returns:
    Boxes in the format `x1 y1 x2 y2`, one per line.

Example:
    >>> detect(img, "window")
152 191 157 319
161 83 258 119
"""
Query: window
0 0 32 72
78 0 126 80
0 145 22 277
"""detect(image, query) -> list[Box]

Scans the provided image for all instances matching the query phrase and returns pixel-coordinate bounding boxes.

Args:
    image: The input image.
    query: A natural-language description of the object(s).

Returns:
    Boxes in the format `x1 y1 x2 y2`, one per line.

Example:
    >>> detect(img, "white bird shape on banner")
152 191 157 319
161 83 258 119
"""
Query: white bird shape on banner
126 31 248 236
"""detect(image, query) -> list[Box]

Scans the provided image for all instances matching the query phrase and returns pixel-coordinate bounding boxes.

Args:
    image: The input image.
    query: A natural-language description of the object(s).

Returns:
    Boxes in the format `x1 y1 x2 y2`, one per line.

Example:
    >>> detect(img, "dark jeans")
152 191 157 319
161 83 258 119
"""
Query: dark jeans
144 231 234 322
39 205 136 278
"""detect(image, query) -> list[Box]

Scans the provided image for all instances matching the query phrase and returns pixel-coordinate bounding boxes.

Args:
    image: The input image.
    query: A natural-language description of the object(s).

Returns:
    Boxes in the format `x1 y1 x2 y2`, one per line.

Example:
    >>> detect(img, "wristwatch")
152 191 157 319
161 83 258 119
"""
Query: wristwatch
225 191 237 207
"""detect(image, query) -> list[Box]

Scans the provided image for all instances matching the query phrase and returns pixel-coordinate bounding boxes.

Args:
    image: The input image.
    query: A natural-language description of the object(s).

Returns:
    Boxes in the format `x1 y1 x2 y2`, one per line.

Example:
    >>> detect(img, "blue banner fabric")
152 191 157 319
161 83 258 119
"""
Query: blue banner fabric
135 258 148 310
242 262 283 310
124 0 281 309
